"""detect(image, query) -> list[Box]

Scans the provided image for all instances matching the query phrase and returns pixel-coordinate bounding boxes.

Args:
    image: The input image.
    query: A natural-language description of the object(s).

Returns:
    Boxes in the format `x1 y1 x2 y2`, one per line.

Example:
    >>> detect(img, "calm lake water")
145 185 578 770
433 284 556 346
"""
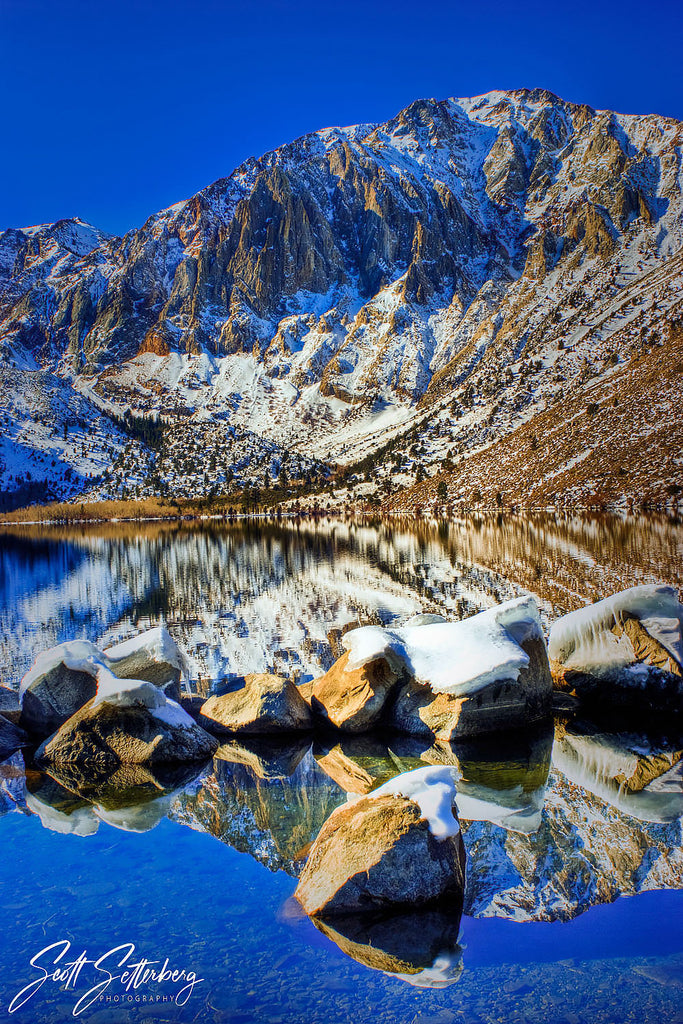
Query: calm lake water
1 514 682 1024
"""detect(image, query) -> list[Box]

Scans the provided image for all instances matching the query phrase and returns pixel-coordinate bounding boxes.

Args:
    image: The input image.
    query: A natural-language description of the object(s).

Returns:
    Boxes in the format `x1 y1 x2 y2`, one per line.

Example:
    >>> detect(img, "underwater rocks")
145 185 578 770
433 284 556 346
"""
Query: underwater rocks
199 673 313 734
549 585 683 712
295 766 466 916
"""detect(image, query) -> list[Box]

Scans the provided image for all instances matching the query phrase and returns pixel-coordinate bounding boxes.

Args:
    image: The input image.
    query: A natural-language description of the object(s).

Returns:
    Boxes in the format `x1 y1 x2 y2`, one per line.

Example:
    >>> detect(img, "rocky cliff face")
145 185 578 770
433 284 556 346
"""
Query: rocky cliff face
1 88 682 504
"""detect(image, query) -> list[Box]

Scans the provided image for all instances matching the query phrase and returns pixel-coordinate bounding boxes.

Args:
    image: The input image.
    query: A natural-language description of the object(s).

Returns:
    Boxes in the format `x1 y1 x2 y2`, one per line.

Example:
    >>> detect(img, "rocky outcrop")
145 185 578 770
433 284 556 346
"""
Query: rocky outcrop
295 766 466 915
199 673 313 734
309 651 403 732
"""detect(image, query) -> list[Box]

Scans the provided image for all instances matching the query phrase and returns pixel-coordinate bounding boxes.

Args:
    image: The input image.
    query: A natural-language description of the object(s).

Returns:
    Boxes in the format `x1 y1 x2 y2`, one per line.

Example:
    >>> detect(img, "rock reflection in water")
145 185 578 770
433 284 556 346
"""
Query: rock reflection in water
170 744 346 874
553 721 683 823
312 907 464 988
25 760 207 835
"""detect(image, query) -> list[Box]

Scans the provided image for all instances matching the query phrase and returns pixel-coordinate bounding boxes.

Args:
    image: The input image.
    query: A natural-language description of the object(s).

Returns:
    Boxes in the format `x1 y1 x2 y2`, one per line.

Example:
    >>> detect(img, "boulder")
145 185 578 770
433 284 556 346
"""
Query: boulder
339 597 551 740
199 674 313 735
103 626 187 700
548 585 683 711
312 909 464 987
35 667 218 770
19 630 191 737
310 651 403 732
295 766 466 916
19 640 101 736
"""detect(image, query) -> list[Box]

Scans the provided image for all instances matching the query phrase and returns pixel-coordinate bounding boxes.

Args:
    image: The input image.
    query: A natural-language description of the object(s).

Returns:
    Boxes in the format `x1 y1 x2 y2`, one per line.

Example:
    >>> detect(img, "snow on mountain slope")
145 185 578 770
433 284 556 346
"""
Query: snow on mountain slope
1 89 682 507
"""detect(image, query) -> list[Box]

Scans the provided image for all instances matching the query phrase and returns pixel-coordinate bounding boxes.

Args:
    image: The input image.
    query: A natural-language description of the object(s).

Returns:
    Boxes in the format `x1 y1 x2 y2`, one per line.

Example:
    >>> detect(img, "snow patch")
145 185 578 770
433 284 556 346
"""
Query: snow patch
342 596 543 696
368 765 460 839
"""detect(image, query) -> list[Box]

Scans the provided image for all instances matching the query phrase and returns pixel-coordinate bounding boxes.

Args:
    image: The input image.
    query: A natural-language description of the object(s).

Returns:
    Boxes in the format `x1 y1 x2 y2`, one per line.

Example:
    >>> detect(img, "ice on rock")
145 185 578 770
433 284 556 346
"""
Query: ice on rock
367 766 460 839
548 584 683 676
342 596 544 696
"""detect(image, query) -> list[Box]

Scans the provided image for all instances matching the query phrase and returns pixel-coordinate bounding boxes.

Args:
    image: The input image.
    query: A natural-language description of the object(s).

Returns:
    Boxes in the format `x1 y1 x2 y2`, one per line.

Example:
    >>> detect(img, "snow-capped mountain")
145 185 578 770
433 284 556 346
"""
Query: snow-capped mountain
1 89 681 507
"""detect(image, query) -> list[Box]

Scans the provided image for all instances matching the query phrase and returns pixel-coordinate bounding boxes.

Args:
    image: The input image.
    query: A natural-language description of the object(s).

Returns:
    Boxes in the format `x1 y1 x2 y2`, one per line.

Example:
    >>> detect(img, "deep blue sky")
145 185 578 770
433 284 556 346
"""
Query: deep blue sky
1 0 681 236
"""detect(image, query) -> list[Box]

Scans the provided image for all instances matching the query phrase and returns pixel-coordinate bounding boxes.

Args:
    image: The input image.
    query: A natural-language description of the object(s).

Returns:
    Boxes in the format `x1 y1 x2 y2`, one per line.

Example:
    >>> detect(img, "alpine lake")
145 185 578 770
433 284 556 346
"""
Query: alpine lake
1 513 682 1024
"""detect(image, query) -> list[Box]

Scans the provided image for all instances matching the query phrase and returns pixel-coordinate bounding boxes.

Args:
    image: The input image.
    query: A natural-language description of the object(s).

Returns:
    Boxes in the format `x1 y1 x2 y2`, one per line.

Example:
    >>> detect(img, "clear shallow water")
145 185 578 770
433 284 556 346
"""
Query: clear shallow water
1 515 682 1023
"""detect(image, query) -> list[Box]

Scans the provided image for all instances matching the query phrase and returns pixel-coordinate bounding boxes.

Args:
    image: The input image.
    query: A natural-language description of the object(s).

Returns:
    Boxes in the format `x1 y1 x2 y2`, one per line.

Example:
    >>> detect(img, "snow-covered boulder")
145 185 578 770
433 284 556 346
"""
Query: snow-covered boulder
19 629 191 736
294 766 466 916
103 626 188 700
312 909 464 987
19 640 102 735
309 651 404 732
338 597 551 740
35 667 218 769
548 585 683 710
199 673 313 735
